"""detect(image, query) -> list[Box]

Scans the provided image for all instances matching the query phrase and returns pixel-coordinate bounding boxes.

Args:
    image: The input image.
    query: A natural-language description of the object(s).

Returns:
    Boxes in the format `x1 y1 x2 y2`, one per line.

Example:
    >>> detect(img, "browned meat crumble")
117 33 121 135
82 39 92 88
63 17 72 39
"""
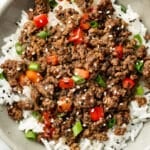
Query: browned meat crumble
1 0 150 149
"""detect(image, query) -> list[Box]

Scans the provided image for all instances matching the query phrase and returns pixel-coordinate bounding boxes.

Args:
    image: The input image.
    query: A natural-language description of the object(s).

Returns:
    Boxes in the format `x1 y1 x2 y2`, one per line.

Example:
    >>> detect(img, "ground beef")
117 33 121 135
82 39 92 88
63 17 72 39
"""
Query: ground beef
135 96 147 107
1 60 26 87
16 100 33 110
31 87 41 110
1 0 150 149
142 57 150 88
70 143 80 150
7 104 23 121
28 0 49 19
136 46 147 58
143 57 150 78
35 0 49 14
56 7 81 25
73 0 94 12
115 112 130 126
118 101 129 111
41 98 56 110
114 127 126 135
90 132 108 141
34 83 50 97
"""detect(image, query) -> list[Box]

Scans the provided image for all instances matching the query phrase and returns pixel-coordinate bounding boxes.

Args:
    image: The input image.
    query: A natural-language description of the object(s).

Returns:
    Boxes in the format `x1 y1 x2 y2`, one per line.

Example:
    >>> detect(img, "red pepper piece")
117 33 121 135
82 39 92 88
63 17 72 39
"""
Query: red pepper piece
58 77 75 89
90 106 104 121
47 55 59 66
80 13 90 30
115 45 123 59
68 28 84 44
43 112 51 127
33 14 48 28
122 78 135 89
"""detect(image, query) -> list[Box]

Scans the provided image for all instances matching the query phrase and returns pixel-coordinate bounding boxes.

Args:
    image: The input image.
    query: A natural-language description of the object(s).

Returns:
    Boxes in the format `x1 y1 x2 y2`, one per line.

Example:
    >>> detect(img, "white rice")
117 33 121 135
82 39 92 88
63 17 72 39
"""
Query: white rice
0 0 150 150
19 115 44 133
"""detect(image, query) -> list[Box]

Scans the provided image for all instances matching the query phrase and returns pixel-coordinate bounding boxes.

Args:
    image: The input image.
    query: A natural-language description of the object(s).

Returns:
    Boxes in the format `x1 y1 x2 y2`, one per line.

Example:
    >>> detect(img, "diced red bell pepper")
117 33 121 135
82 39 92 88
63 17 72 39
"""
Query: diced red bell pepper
74 68 90 79
42 111 55 138
81 13 89 20
26 70 43 83
90 106 104 121
33 14 48 28
80 13 90 30
47 55 59 65
43 112 51 127
58 77 75 89
88 7 97 13
122 78 135 89
57 97 72 112
115 45 123 59
19 74 28 86
43 126 55 138
68 28 84 44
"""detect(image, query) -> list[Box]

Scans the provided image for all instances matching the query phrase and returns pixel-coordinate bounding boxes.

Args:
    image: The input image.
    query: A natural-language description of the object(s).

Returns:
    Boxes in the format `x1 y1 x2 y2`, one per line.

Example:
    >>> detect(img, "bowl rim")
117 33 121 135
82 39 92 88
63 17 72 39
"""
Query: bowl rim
0 0 13 16
0 1 150 150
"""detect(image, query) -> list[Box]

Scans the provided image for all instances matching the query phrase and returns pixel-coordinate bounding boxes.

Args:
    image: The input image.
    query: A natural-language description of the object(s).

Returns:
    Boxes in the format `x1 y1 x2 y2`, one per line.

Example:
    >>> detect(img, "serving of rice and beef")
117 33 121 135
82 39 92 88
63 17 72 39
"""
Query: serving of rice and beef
0 0 150 149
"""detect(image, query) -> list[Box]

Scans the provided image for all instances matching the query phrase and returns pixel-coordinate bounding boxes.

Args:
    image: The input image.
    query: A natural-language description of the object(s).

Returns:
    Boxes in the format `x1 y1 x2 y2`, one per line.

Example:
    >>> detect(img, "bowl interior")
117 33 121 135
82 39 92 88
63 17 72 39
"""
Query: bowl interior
0 0 150 150
0 1 43 149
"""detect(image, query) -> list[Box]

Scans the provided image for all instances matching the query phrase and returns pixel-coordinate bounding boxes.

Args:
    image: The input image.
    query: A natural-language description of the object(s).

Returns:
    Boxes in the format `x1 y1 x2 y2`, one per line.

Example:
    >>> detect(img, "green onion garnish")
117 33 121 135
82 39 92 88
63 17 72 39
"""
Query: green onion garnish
37 31 49 39
90 21 99 28
25 130 37 140
96 75 106 88
57 113 66 118
135 85 144 96
48 0 58 9
0 72 5 79
135 60 144 73
134 34 143 48
72 120 83 137
28 62 40 71
121 4 127 13
15 42 24 55
107 118 116 128
72 75 86 84
32 111 41 120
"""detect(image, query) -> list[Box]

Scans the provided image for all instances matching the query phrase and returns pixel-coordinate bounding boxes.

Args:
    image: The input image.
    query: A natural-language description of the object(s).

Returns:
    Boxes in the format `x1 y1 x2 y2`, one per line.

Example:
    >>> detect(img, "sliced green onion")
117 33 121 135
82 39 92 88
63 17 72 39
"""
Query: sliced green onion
96 75 106 88
120 4 127 13
72 120 83 137
90 21 99 28
72 75 85 84
135 85 144 96
68 43 73 47
107 118 116 128
28 62 40 71
25 130 37 140
134 34 143 47
37 31 49 39
0 72 5 79
15 42 24 55
48 0 58 9
57 113 66 118
32 111 41 120
135 60 144 73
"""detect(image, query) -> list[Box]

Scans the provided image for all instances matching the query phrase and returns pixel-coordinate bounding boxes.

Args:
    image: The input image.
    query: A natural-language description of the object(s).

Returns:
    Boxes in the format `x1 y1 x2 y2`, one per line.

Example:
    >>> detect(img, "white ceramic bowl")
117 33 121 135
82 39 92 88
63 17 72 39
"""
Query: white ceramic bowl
0 0 150 150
